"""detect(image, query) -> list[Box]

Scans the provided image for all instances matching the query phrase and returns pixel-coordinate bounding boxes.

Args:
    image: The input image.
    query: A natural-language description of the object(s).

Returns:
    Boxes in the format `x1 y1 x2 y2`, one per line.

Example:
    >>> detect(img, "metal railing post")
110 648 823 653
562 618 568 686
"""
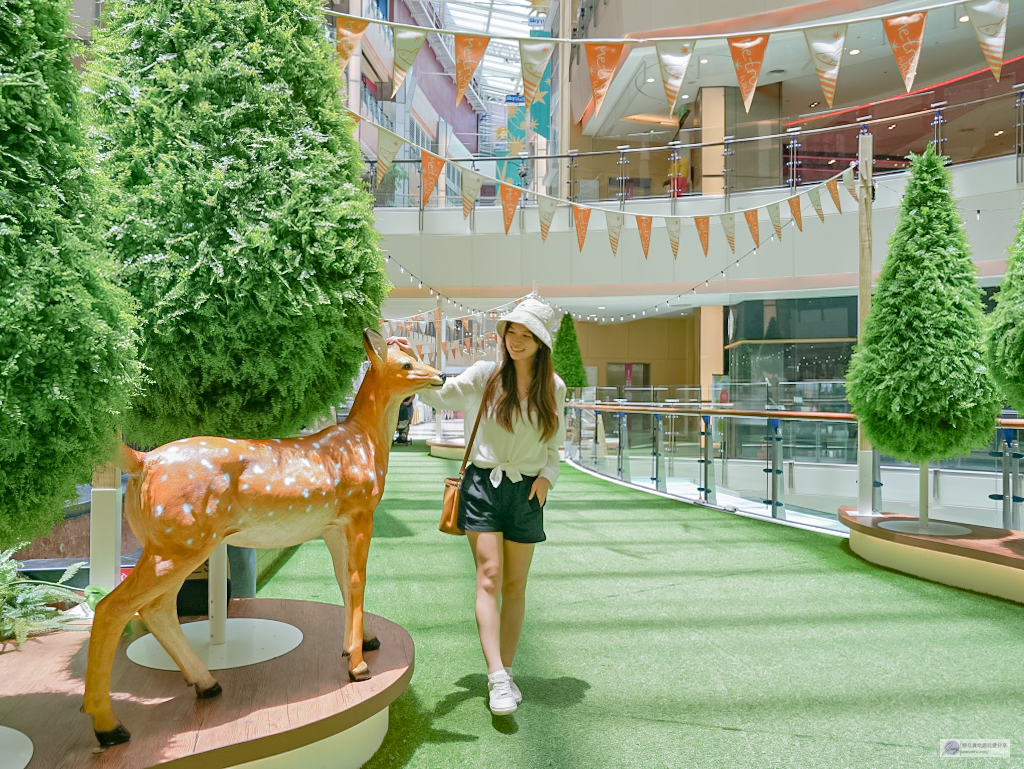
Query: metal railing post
872 448 883 512
1012 433 1022 530
763 418 785 519
616 144 629 211
654 414 666 492
699 414 717 505
618 411 631 482
1001 429 1013 529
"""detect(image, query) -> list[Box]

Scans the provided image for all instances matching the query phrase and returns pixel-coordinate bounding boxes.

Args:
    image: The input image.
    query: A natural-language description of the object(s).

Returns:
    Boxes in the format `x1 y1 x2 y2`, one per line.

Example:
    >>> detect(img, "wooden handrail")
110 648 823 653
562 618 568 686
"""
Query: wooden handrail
568 401 1024 429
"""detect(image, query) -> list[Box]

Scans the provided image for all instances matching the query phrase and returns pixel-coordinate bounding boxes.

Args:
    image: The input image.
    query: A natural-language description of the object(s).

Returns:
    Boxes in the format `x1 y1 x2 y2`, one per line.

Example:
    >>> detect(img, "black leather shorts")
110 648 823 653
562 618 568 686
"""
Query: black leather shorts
457 463 546 544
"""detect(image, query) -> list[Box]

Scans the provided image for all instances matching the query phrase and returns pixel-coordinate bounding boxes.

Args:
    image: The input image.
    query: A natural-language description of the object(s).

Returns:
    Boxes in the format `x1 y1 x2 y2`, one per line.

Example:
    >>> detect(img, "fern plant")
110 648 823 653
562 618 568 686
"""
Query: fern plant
0 545 87 646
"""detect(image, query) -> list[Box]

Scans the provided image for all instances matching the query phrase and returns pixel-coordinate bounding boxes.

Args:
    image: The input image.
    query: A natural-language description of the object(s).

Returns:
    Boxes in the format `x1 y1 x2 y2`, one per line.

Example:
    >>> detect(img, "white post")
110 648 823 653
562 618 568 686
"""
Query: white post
856 130 875 515
919 461 930 533
208 544 228 646
89 462 122 591
435 296 443 443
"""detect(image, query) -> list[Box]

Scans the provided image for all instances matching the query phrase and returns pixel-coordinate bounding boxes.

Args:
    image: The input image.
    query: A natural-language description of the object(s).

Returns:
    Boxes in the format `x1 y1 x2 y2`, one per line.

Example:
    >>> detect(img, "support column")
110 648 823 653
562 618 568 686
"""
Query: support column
699 305 724 402
558 0 572 201
856 130 876 515
346 0 362 117
698 87 726 196
89 461 122 591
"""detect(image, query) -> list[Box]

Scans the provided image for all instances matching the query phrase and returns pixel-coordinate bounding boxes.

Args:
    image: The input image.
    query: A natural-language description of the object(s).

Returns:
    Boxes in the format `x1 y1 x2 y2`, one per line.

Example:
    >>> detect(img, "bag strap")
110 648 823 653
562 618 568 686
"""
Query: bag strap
459 403 485 476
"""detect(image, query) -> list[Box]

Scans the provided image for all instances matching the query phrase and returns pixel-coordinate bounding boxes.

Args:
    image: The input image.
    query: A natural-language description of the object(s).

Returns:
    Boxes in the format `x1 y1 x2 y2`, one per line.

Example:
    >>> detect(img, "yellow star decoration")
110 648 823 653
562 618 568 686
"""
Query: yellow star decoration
532 85 549 106
528 117 538 132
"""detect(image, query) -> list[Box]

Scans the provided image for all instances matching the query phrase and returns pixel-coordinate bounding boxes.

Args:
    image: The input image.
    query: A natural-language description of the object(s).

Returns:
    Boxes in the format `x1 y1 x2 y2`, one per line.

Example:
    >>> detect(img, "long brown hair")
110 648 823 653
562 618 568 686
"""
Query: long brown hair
480 327 559 441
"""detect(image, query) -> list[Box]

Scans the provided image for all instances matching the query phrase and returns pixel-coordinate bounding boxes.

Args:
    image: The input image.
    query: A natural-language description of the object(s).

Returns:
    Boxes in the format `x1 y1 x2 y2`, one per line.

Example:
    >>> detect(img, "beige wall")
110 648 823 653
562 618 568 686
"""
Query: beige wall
573 316 699 388
699 305 724 399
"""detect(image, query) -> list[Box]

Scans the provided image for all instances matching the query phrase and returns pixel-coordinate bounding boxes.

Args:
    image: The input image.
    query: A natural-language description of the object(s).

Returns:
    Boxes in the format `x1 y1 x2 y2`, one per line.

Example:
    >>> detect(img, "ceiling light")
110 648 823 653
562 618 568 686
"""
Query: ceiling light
700 58 708 64
888 124 896 130
645 77 655 83
849 49 861 55
959 14 970 22
995 130 1004 136
827 158 837 165
680 94 690 100
598 306 605 309
809 101 819 108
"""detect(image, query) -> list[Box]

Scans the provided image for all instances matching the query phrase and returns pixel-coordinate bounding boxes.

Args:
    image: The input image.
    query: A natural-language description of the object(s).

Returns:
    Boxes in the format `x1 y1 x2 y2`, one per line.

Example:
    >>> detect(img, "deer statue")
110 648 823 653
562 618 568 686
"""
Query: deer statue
82 329 442 747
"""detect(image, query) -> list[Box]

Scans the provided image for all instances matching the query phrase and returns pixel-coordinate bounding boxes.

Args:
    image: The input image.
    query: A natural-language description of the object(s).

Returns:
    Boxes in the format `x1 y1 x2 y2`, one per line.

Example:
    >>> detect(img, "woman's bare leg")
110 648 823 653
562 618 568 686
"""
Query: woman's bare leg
467 531 505 674
499 540 535 667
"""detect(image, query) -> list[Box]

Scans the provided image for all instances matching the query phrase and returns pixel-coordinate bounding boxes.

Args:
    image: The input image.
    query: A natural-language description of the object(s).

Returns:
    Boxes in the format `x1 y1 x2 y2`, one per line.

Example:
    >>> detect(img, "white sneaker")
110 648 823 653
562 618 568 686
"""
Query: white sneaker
504 667 522 704
487 670 518 715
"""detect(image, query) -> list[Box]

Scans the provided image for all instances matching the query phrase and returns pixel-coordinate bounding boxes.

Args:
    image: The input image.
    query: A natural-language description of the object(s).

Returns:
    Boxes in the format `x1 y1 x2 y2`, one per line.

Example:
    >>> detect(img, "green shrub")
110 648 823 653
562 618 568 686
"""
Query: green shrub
985 207 1024 412
0 0 141 548
845 144 999 462
552 314 587 388
86 0 389 445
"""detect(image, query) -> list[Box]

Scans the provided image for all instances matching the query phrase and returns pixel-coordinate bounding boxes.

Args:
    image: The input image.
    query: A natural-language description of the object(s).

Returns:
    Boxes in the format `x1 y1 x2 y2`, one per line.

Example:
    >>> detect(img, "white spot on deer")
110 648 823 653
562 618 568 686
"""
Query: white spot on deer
321 490 327 496
165 527 172 533
213 533 218 539
247 507 253 513
334 478 340 486
265 484 272 492
346 489 354 497
228 439 237 444
334 462 341 472
268 511 274 517
188 473 194 480
186 539 193 545
199 441 207 446
302 488 311 498
201 459 213 470
161 474 168 482
182 503 193 515
242 483 249 490
306 505 312 512
253 465 265 474
155 558 174 576
272 438 281 443
223 473 230 484
301 458 311 468
288 505 293 510
284 477 296 486
358 447 367 462
313 442 320 449
155 505 163 517
228 505 232 511
201 533 205 538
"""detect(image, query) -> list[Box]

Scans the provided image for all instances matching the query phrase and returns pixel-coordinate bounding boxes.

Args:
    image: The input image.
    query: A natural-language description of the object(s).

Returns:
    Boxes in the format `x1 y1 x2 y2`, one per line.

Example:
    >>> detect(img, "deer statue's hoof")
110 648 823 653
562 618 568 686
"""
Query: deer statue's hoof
348 663 372 682
362 636 381 652
196 682 223 700
95 725 131 748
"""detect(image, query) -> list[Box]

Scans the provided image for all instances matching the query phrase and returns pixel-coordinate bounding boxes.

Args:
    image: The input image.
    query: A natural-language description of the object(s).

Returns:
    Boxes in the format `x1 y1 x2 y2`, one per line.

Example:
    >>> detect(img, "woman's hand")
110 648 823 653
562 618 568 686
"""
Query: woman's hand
528 477 551 506
387 336 417 359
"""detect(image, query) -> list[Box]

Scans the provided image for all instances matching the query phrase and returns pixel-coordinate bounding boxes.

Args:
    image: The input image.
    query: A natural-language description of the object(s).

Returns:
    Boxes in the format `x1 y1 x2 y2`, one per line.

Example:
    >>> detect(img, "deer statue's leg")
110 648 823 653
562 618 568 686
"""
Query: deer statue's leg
138 582 221 698
83 547 210 747
324 519 374 680
322 525 379 656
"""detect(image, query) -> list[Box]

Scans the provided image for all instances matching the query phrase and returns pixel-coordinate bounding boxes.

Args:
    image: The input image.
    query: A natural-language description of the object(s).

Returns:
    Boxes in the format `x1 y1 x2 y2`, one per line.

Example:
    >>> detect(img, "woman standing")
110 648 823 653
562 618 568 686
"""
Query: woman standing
388 298 565 715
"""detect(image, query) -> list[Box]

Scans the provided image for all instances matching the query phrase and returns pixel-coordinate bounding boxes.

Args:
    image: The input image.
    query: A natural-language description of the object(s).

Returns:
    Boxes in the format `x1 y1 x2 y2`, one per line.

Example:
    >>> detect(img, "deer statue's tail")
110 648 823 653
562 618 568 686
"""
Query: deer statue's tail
119 442 145 474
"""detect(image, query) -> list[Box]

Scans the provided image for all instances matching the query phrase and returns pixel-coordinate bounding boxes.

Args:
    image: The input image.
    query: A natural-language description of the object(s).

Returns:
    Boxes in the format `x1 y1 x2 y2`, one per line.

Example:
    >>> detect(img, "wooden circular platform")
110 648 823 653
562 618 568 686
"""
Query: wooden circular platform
426 438 465 460
0 598 414 769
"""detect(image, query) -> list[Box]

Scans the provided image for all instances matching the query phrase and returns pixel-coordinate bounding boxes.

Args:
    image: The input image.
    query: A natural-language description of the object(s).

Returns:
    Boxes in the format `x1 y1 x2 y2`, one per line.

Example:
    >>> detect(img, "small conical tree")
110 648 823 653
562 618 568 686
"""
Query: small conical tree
86 0 389 447
552 314 587 388
985 206 1024 412
0 0 141 548
846 144 999 522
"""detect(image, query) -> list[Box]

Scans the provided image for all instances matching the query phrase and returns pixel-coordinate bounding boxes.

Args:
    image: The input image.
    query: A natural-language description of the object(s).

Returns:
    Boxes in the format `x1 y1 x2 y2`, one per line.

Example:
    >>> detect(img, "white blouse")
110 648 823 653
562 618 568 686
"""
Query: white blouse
417 361 566 489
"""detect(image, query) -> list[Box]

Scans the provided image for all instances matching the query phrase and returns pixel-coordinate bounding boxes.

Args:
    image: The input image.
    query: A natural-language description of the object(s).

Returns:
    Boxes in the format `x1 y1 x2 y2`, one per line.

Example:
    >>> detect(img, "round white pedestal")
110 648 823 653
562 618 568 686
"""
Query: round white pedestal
127 618 303 671
234 707 389 769
877 520 972 537
0 727 32 769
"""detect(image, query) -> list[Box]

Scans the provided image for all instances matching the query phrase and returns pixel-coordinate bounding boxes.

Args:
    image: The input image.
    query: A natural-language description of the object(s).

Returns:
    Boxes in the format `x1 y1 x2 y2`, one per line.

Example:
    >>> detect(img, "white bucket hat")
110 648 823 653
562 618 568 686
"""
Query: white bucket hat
496 297 556 350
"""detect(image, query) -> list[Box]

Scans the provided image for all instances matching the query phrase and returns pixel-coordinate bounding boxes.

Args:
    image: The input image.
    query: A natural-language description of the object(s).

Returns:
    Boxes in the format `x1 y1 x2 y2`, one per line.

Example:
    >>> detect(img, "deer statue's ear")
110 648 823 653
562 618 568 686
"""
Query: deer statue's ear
363 328 388 365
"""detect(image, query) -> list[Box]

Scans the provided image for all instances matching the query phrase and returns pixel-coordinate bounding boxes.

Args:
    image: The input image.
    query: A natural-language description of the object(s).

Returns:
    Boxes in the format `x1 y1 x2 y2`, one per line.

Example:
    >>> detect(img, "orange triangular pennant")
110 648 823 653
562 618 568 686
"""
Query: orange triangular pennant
334 17 369 72
882 13 927 92
728 35 769 113
744 209 760 247
636 215 653 259
573 205 592 251
788 196 803 231
826 177 842 213
500 183 523 234
585 43 624 116
421 151 446 205
695 216 710 256
454 34 490 105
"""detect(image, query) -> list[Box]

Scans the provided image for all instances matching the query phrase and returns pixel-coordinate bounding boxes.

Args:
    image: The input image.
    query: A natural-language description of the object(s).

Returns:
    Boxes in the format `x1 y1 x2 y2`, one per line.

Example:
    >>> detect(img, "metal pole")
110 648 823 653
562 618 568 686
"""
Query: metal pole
616 145 629 211
668 141 681 216
208 544 228 646
1002 433 1013 529
919 461 929 532
857 129 876 515
1012 434 1022 530
1016 91 1024 185
567 149 578 226
771 419 785 520
722 136 734 211
654 414 666 492
786 131 801 192
435 296 443 444
617 411 631 482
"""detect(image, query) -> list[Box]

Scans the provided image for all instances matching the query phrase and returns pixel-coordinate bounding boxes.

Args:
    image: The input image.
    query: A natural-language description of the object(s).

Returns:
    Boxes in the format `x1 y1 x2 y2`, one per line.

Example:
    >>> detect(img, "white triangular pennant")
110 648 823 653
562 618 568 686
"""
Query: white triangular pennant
654 40 696 114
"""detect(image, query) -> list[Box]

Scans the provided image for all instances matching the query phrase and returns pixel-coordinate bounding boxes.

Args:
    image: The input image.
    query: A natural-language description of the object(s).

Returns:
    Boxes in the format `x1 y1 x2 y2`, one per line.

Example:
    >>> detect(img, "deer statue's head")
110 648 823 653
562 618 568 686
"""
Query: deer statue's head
363 327 443 400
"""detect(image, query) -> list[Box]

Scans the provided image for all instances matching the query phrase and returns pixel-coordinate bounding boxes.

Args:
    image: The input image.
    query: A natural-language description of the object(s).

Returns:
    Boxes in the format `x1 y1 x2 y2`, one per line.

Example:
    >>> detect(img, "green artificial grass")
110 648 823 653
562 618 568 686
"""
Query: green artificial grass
258 446 1024 768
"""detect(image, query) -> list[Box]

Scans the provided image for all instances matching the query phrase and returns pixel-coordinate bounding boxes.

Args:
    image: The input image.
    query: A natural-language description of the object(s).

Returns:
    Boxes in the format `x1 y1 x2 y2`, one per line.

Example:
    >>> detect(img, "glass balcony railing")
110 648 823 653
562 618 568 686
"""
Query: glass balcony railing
367 58 1024 210
564 396 1024 536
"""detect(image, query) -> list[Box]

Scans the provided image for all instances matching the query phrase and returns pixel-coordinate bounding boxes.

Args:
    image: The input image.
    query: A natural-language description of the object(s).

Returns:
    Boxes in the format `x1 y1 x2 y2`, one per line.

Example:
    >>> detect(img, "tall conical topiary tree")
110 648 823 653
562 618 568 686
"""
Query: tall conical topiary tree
86 0 389 447
985 205 1024 412
552 313 587 388
0 0 141 549
846 144 999 526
